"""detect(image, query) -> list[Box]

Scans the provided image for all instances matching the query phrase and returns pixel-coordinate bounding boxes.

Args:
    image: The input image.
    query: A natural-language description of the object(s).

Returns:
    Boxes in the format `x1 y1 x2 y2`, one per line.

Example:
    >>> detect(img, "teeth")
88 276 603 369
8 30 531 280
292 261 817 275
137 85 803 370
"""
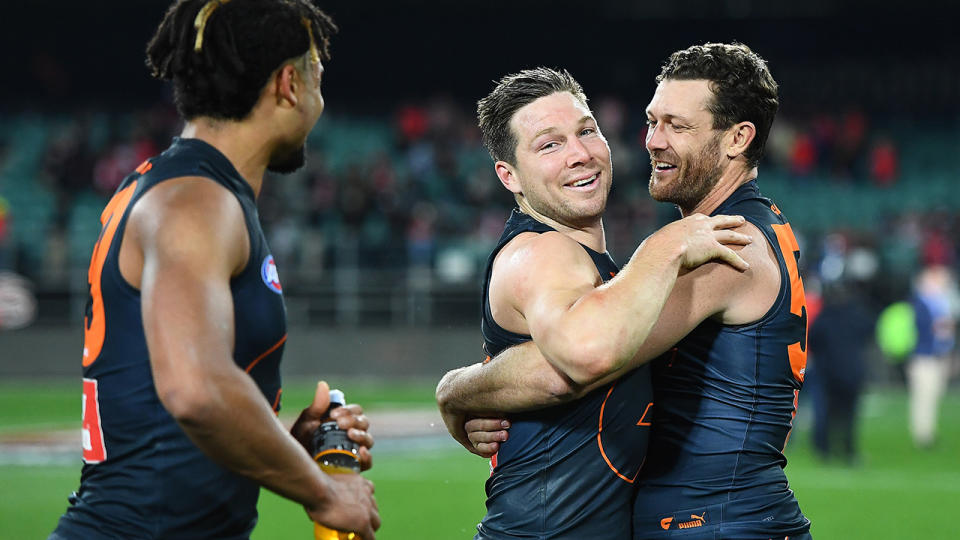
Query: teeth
572 174 597 187
655 162 676 170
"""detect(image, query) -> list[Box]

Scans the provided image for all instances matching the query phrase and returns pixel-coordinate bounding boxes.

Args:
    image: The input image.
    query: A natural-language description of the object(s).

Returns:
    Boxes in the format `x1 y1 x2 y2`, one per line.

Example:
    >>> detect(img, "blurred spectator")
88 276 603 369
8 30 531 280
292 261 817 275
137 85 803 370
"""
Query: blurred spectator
907 265 957 449
807 281 875 464
92 128 158 196
869 137 898 186
43 118 95 230
789 132 817 176
832 110 867 178
0 195 10 270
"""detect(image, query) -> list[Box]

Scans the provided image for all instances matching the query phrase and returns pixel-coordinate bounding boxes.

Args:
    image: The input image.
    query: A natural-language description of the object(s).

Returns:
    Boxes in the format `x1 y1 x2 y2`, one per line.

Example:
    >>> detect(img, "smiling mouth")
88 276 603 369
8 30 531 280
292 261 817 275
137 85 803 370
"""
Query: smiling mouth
566 173 599 188
654 161 677 172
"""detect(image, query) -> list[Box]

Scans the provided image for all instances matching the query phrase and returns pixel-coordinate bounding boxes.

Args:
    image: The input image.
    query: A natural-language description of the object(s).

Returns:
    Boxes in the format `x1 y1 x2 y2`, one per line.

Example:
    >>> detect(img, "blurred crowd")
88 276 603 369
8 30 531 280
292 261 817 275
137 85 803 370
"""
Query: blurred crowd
1 95 958 457
0 97 956 317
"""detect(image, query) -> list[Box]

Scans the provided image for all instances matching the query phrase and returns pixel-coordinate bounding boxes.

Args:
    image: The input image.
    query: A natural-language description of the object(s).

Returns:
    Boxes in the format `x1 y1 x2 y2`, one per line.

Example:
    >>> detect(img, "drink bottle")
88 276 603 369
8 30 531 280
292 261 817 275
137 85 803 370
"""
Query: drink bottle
313 389 361 540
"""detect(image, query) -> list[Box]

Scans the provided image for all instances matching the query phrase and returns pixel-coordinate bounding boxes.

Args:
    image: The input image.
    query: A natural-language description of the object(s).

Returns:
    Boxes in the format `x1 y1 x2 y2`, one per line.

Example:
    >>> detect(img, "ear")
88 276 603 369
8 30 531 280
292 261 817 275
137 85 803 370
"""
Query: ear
494 161 522 194
725 121 756 160
274 64 300 108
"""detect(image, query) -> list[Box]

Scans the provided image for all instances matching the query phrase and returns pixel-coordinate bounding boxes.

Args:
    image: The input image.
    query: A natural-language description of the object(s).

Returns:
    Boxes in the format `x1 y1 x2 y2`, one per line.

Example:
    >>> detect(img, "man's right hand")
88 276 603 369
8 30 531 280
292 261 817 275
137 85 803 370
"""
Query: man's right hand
306 472 380 540
649 213 753 271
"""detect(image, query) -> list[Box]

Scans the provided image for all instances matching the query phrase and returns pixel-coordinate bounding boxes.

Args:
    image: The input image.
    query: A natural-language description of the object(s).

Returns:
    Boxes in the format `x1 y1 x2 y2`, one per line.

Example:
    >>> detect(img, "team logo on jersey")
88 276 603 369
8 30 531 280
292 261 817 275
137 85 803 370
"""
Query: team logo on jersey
261 255 283 294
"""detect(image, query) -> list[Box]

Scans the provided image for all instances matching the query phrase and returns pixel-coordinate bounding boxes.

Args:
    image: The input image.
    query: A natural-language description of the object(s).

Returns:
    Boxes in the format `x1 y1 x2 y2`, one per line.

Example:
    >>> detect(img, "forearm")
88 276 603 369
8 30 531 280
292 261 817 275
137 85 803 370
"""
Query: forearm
168 368 333 509
436 342 582 415
538 243 684 383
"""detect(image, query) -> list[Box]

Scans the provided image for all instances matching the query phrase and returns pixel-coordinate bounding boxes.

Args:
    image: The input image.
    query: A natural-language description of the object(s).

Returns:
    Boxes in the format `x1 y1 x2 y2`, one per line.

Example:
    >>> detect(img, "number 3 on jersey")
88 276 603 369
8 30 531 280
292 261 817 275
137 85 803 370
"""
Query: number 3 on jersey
82 378 107 463
83 181 138 367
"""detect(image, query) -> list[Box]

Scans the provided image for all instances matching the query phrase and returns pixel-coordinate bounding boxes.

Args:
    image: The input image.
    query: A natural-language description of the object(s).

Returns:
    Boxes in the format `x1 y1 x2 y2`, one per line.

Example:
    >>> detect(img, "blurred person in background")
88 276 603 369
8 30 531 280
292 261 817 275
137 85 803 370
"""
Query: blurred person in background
807 280 875 464
0 195 10 270
908 264 957 449
49 1 379 539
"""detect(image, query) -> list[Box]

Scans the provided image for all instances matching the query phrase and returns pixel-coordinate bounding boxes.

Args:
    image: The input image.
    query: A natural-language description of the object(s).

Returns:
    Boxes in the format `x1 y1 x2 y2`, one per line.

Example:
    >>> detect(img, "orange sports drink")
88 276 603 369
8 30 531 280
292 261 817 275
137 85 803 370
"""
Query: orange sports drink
313 389 361 540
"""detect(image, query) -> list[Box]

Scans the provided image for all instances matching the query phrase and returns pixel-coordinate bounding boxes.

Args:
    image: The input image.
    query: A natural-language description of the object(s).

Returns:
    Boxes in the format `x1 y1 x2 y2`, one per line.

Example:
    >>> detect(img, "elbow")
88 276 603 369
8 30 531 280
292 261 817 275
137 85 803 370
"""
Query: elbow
157 384 219 427
434 369 459 410
552 344 619 388
540 371 582 403
553 332 636 387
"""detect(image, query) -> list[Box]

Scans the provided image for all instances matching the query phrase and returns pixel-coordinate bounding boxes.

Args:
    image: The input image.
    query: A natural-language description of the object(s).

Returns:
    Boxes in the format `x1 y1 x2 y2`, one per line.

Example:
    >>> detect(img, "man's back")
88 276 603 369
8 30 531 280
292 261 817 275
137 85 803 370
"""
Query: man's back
633 181 810 539
53 138 287 539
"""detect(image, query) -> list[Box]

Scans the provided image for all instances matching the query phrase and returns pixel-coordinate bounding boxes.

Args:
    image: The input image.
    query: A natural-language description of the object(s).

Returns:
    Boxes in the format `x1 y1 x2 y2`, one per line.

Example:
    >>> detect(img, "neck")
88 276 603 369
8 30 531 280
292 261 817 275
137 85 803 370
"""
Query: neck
680 166 758 217
516 197 606 253
180 118 272 198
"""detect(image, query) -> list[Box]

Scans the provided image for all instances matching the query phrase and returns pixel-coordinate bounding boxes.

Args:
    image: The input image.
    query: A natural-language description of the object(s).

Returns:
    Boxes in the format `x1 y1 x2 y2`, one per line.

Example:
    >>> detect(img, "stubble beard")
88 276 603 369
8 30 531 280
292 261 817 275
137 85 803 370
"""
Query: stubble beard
267 144 307 174
523 173 611 230
649 134 723 212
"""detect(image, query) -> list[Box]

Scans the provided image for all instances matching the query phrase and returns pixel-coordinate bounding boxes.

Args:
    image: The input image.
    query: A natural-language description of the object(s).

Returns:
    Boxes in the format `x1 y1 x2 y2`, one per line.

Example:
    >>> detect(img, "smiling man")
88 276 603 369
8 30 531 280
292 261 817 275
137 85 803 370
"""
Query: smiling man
440 45 812 539
436 67 752 539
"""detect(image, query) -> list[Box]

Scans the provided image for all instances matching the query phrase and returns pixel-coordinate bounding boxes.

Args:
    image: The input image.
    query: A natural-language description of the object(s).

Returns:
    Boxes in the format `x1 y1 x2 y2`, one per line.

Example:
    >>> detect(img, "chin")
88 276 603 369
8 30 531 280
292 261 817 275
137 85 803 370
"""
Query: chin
267 145 306 174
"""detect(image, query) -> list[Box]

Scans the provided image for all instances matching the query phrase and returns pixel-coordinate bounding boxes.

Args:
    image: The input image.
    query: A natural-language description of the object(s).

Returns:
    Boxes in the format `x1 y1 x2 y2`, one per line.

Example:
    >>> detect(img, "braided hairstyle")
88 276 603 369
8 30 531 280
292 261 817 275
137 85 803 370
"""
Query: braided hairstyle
146 0 337 121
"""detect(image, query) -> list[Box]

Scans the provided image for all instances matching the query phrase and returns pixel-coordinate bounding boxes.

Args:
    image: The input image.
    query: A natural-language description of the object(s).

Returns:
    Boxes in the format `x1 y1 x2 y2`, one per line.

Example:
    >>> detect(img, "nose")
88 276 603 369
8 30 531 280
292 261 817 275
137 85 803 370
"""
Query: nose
645 123 667 152
565 135 592 168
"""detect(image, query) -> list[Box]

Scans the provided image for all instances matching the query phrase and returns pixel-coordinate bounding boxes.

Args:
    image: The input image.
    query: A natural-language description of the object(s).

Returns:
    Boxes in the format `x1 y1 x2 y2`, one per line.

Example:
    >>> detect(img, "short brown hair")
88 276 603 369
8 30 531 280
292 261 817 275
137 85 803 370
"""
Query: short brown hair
477 68 587 165
657 42 779 168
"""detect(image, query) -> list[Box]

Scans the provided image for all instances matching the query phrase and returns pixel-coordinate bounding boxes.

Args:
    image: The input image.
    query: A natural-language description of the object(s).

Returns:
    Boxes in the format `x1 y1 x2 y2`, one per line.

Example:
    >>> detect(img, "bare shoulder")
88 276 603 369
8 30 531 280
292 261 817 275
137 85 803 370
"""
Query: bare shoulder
493 230 600 287
128 176 249 276
489 230 601 333
714 219 781 324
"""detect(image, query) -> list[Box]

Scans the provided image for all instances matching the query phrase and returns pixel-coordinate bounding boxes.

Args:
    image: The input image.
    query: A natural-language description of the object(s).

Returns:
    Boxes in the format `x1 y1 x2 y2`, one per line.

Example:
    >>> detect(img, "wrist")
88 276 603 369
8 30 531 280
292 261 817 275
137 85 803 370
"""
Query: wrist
303 467 333 514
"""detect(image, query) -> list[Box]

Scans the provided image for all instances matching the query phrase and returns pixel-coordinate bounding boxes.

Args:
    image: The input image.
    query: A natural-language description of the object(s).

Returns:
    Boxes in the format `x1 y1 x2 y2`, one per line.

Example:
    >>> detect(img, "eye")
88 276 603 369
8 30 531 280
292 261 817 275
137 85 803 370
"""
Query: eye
579 127 596 136
645 119 657 128
539 141 559 151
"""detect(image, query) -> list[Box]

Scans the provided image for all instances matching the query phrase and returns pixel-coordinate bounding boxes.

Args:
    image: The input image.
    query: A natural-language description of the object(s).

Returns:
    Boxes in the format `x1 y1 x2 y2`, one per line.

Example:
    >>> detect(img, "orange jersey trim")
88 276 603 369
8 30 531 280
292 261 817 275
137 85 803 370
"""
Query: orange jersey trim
244 334 288 373
271 388 283 413
596 384 642 484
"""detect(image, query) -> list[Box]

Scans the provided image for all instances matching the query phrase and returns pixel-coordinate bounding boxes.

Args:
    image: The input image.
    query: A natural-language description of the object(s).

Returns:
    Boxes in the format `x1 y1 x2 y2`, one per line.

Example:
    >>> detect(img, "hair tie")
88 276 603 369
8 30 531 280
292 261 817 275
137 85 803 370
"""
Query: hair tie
301 16 320 64
194 0 232 52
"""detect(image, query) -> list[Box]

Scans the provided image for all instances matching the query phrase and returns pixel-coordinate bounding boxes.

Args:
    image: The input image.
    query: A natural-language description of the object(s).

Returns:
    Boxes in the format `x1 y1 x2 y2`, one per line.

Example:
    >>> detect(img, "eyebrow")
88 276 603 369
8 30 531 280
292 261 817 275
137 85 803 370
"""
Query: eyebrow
531 115 596 140
645 111 695 124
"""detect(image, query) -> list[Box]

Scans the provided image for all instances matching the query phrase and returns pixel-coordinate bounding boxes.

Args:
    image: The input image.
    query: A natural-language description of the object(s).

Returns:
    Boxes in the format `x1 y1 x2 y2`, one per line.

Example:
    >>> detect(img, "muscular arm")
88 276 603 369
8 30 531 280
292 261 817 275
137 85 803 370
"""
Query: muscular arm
133 178 376 535
437 215 756 452
440 220 777 416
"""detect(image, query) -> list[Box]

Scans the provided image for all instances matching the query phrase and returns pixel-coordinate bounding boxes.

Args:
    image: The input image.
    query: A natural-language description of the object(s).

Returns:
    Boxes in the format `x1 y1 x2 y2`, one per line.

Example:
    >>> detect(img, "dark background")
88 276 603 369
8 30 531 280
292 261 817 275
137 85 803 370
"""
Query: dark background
4 0 959 115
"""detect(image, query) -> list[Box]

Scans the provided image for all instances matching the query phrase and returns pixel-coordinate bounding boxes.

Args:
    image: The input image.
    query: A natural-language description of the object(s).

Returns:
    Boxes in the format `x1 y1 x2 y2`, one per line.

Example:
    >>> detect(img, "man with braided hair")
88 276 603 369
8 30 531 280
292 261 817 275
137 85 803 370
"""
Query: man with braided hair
50 1 379 539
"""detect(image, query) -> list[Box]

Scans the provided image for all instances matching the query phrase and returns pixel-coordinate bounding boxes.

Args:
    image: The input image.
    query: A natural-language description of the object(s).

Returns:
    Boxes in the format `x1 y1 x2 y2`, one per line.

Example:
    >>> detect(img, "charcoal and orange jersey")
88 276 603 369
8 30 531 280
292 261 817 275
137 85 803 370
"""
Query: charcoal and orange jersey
476 209 653 540
53 137 287 539
632 180 811 539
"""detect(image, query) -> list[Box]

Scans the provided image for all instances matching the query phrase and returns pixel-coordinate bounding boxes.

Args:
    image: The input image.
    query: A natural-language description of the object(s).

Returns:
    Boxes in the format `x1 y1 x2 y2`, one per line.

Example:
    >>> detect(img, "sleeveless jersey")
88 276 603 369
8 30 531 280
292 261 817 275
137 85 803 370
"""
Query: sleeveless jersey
52 137 287 539
632 181 810 539
476 209 654 539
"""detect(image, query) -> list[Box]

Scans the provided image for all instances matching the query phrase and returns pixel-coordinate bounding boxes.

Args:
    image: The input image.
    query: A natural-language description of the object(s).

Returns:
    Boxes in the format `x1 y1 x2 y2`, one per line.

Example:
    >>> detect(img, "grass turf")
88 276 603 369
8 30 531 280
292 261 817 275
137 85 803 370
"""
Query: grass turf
1 379 957 539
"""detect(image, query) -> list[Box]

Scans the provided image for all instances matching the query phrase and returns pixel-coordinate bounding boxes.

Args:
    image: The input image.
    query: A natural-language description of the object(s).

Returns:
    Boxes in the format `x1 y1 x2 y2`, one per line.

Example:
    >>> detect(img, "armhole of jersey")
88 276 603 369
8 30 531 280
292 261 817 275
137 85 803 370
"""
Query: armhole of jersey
103 184 145 298
483 231 536 346
227 194 259 286
722 212 789 331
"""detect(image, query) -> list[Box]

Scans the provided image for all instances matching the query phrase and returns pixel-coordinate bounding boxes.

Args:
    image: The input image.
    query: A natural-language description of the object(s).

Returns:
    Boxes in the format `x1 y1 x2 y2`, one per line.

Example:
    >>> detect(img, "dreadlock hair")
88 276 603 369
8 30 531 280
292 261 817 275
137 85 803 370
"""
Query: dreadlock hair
657 42 779 168
477 67 588 165
146 0 337 121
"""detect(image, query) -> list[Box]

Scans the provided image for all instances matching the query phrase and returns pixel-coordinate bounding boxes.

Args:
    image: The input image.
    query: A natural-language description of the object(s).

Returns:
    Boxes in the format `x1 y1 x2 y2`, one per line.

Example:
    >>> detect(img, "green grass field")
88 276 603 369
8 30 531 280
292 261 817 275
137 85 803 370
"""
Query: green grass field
1 379 958 539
